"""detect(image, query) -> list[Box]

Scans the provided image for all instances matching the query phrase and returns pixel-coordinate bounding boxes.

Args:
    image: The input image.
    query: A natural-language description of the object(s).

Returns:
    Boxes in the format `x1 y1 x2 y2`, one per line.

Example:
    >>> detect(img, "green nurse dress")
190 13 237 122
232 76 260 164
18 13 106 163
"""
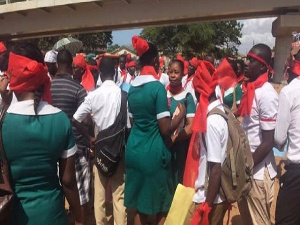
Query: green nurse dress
1 100 76 225
223 83 243 109
125 75 173 215
167 90 196 187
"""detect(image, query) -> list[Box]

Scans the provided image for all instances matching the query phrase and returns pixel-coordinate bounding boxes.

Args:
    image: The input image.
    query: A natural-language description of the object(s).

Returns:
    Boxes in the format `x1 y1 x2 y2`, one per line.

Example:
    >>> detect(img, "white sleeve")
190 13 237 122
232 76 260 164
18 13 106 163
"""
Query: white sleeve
206 115 225 163
274 91 291 149
259 90 278 130
73 96 92 123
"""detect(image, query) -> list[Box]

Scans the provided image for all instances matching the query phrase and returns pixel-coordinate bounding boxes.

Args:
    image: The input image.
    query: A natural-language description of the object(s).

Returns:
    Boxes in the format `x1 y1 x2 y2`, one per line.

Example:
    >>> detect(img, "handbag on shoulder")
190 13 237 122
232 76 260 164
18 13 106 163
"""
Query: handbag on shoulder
94 91 127 177
0 105 14 225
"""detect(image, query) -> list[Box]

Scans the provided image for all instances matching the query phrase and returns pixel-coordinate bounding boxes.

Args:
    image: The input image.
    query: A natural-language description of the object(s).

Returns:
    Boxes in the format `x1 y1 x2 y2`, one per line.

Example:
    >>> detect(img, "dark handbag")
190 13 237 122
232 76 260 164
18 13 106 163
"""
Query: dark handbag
0 105 14 225
94 91 127 177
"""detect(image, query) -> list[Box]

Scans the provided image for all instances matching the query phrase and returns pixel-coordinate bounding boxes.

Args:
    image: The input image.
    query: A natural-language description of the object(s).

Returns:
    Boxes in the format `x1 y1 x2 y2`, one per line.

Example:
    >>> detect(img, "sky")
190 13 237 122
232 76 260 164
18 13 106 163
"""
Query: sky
112 17 277 55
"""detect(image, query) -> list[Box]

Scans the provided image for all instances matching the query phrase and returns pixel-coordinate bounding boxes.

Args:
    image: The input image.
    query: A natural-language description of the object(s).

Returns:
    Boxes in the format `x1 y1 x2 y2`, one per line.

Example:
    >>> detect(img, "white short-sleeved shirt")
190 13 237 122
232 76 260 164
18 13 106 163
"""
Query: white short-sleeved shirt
242 82 278 180
275 77 300 163
193 99 228 204
73 80 121 133
159 72 169 87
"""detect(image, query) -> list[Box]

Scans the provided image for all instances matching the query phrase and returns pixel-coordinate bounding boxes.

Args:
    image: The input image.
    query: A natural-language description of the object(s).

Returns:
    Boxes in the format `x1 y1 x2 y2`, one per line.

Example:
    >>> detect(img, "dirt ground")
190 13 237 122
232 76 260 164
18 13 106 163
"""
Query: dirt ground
66 156 285 225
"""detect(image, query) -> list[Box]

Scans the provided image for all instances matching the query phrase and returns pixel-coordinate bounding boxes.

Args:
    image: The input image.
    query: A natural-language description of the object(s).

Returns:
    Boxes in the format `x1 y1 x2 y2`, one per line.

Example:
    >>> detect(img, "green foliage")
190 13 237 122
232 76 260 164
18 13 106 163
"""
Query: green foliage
107 44 121 53
29 32 113 52
140 21 243 58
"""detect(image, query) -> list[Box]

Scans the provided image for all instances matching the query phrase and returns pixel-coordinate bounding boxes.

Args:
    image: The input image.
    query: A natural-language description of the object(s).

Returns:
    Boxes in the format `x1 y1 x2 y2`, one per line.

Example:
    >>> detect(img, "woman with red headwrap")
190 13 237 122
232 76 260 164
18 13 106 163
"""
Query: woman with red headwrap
125 36 186 225
0 42 83 225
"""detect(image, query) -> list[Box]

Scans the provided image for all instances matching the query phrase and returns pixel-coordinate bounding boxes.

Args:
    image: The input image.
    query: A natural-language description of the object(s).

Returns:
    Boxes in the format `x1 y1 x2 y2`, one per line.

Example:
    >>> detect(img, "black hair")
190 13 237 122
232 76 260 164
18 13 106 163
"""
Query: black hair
119 54 127 60
227 58 238 75
57 49 73 68
45 62 57 76
236 59 245 71
0 50 9 71
170 59 184 75
12 42 44 115
252 43 272 65
87 58 98 66
99 57 115 78
139 42 158 67
287 68 299 83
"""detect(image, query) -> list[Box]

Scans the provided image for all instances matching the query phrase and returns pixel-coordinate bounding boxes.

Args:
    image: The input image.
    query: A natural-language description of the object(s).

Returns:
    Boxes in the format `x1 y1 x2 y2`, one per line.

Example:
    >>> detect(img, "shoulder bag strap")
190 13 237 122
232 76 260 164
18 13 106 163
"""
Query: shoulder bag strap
0 105 9 165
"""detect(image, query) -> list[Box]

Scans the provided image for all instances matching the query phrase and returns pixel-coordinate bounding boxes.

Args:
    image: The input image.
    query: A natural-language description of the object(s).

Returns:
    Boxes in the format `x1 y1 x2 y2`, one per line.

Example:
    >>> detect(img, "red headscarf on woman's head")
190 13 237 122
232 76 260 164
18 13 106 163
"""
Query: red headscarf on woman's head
183 61 217 187
132 36 149 57
73 54 95 91
203 60 216 75
8 52 52 104
291 59 300 75
190 57 199 69
176 54 184 63
0 42 7 54
214 58 237 93
126 60 136 68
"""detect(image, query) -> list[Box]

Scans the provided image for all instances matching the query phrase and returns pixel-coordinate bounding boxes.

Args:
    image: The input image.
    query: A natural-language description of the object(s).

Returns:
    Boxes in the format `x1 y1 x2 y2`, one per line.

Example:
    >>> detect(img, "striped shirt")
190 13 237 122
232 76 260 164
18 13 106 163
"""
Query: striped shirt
51 74 87 119
51 74 88 152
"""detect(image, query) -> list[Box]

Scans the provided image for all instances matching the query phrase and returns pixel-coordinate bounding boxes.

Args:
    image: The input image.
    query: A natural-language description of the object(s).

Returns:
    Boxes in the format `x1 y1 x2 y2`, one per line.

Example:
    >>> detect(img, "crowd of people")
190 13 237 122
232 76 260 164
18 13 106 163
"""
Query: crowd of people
0 31 299 225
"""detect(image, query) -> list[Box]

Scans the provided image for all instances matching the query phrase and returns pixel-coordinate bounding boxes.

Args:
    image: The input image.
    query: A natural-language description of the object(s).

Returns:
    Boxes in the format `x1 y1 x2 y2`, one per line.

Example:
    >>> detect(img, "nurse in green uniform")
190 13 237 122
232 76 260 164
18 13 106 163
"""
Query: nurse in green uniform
125 36 186 225
167 59 196 186
0 43 83 225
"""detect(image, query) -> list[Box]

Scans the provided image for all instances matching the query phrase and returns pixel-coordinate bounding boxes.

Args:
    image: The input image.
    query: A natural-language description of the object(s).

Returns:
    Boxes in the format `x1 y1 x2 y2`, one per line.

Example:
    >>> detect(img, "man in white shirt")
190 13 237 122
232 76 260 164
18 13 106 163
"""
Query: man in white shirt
73 57 127 225
274 49 300 225
238 44 278 225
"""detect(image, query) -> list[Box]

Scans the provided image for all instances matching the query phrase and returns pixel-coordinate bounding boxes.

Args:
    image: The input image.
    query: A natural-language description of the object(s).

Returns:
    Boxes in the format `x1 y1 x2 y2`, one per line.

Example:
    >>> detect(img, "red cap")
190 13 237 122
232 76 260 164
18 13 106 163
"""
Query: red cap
0 42 7 54
132 36 149 57
73 54 86 68
190 57 199 69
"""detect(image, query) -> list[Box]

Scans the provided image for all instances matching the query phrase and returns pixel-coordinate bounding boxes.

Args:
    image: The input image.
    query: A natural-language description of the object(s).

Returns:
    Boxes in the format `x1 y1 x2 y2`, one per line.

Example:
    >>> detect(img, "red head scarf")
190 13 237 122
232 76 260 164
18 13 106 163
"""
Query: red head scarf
183 61 217 187
132 36 149 57
291 60 300 76
176 54 184 63
126 60 136 68
190 57 199 69
214 58 237 93
0 42 7 54
73 55 95 91
203 60 215 75
247 52 274 74
8 52 52 104
126 53 132 62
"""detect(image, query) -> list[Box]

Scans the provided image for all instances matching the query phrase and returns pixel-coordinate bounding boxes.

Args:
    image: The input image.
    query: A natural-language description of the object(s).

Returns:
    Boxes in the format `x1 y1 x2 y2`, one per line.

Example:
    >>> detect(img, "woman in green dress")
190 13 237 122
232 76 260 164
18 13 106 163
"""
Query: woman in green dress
125 36 186 225
0 43 83 225
167 59 196 186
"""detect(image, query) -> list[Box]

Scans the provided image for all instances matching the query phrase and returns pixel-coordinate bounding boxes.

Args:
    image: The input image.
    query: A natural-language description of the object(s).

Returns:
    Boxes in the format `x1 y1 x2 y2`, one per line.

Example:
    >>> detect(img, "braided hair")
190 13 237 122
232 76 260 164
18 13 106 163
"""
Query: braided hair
12 42 44 115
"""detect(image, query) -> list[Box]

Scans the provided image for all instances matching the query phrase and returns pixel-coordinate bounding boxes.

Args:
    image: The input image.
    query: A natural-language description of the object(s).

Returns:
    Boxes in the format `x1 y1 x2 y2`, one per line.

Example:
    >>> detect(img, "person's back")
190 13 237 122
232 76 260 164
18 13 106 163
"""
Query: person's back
0 42 82 225
73 56 126 225
51 49 86 119
274 49 300 224
4 102 75 225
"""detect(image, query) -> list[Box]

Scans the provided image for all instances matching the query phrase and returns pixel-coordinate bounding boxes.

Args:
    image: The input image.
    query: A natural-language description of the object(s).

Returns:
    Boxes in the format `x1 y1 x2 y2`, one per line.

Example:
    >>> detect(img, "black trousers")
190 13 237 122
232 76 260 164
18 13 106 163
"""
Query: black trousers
275 164 300 225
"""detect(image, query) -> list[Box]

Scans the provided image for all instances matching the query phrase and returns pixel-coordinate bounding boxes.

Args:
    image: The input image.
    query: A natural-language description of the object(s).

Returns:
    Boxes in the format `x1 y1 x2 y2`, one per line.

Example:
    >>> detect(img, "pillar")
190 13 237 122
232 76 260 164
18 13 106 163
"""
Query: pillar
273 35 292 83
272 14 300 83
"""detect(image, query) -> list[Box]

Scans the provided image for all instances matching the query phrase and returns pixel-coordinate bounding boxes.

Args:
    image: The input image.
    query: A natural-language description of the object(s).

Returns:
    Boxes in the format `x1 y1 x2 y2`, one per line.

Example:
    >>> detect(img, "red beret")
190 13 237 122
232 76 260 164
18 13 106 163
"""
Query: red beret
132 36 149 57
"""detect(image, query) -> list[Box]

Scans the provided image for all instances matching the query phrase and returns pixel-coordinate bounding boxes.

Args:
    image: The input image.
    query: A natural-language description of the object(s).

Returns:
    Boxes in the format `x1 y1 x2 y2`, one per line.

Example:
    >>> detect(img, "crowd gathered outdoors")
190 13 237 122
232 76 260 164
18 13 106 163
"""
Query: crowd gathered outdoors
0 31 300 225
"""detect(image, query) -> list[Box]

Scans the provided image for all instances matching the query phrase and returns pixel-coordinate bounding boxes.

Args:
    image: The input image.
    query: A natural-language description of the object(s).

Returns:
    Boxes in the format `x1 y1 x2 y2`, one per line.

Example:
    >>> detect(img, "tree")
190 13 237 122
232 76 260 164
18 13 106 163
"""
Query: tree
29 31 113 52
140 21 243 58
107 44 120 53
73 32 112 52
